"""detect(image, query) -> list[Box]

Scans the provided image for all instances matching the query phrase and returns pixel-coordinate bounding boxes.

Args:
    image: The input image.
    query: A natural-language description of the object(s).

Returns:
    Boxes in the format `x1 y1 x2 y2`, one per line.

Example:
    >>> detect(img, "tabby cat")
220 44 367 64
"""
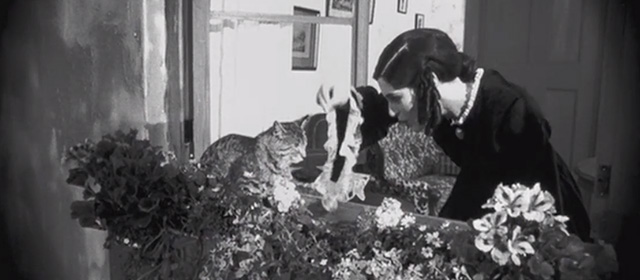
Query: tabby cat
199 116 310 196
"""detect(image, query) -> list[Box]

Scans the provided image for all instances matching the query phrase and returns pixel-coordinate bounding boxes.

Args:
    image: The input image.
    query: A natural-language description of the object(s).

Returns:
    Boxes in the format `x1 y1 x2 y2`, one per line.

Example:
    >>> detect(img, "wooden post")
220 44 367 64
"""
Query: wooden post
165 0 187 163
352 0 370 87
192 0 211 159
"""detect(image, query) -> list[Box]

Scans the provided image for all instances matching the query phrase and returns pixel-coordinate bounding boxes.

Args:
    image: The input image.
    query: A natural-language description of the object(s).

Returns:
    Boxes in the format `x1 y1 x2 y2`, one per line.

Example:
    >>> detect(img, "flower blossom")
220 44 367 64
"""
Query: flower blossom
332 255 361 280
543 214 571 235
272 181 301 212
400 214 416 228
452 264 472 280
375 198 405 229
425 232 444 248
400 264 424 280
421 247 434 259
472 211 511 265
367 248 402 279
483 183 530 217
473 211 509 238
507 226 535 266
522 183 556 222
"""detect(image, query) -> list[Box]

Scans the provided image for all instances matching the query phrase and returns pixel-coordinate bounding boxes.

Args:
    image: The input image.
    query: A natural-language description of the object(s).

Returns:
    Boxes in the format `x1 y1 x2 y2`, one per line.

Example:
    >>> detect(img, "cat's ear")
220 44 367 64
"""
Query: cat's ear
296 114 311 129
273 121 286 136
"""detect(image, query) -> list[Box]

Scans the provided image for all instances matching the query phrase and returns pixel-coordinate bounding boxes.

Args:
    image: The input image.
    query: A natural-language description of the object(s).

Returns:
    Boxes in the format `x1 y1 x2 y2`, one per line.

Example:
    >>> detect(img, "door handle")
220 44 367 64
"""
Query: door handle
596 164 612 197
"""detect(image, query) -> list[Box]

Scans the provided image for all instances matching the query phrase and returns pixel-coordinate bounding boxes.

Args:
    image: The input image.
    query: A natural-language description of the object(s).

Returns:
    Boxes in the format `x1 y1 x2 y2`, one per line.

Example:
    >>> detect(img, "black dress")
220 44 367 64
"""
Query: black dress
356 69 592 241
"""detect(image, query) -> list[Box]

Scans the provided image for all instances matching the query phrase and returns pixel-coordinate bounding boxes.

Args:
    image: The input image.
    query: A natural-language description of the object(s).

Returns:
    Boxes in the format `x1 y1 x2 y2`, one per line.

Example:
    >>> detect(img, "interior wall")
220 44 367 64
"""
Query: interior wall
209 0 352 139
0 0 169 279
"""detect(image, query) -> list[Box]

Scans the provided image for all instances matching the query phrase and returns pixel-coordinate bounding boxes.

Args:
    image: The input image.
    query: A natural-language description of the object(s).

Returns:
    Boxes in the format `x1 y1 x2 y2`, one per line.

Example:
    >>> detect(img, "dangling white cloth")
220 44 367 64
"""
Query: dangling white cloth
312 86 370 211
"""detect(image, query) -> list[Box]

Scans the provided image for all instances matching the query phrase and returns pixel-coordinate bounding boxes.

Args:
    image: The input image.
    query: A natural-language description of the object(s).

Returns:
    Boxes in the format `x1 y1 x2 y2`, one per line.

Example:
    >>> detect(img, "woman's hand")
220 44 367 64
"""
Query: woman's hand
315 84 362 113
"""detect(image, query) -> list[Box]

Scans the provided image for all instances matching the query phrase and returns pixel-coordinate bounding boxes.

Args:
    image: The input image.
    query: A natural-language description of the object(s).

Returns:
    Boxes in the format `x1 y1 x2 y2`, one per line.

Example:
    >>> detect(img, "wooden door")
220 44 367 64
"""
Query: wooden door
588 0 640 242
467 0 607 169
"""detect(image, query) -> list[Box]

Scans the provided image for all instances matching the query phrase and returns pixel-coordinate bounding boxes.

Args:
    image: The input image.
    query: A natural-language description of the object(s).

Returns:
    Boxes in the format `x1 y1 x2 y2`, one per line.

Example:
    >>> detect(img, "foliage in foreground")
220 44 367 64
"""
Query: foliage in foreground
65 130 618 280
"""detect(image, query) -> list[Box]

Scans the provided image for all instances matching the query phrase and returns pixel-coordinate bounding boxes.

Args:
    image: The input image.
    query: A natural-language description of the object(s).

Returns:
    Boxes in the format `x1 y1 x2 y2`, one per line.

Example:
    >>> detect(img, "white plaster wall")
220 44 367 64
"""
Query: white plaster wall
209 0 352 139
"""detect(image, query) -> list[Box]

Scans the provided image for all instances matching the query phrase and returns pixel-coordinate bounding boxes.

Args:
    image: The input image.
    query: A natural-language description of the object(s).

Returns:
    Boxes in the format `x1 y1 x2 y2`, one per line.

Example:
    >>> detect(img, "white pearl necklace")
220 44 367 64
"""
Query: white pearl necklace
451 68 484 126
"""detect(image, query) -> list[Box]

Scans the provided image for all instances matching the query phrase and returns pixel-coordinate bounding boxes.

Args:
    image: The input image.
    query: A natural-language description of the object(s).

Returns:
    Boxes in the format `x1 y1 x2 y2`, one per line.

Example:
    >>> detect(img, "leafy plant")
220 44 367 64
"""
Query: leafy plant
65 130 232 279
65 130 618 280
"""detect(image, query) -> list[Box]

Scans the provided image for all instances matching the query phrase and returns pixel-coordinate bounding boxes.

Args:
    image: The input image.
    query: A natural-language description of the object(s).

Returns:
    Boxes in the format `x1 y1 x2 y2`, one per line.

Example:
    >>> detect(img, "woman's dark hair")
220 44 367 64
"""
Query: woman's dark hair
372 28 478 135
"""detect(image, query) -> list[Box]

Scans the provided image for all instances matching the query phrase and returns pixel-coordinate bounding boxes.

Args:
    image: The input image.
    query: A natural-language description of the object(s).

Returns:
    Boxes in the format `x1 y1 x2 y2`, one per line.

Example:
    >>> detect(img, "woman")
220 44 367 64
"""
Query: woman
349 28 592 241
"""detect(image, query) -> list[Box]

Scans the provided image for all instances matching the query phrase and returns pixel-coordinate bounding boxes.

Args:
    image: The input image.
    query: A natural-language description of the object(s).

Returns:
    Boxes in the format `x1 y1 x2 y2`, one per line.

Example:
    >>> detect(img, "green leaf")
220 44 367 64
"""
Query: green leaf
263 241 274 259
233 251 253 264
558 256 595 280
527 254 554 279
66 168 89 187
134 215 152 228
95 140 116 158
278 272 291 280
70 200 95 219
193 171 207 186
473 273 486 280
588 242 619 275
172 237 196 249
163 164 180 178
138 197 159 212
110 150 126 171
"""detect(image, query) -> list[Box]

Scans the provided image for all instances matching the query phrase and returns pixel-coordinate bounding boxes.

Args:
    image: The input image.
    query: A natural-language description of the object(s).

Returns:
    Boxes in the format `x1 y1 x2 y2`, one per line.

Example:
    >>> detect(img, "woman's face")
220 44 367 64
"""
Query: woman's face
377 78 422 131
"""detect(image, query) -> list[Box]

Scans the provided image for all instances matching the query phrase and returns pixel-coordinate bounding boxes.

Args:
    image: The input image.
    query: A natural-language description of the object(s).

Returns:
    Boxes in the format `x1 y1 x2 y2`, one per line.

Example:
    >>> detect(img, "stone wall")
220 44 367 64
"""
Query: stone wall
0 0 169 279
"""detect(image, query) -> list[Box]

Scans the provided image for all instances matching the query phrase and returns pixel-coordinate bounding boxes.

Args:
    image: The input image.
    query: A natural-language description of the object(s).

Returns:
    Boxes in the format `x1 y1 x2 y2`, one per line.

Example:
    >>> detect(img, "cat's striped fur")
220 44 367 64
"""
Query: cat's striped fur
199 117 310 195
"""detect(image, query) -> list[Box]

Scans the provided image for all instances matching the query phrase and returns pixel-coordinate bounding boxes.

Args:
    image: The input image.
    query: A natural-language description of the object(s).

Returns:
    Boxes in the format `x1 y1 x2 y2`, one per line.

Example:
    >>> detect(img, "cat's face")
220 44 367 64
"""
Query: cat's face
263 116 309 164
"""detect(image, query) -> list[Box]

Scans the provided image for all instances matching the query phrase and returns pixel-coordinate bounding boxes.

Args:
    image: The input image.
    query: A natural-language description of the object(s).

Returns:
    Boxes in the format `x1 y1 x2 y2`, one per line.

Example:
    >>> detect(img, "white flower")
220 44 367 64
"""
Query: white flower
522 183 555 222
332 255 363 280
472 211 509 238
346 248 361 259
440 221 451 229
543 214 571 235
507 226 535 266
472 212 512 266
453 265 472 280
421 247 434 259
401 264 425 280
367 248 402 279
375 198 405 229
418 225 428 232
320 259 327 266
123 238 130 245
400 214 416 228
492 183 530 217
425 232 443 248
490 244 512 266
272 182 301 212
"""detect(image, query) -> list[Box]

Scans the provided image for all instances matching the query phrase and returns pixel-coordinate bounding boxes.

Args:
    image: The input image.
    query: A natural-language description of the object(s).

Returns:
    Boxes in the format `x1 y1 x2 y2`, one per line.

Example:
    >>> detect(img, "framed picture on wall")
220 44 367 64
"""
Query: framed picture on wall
369 0 376 24
292 7 320 70
327 0 354 18
415 13 424 29
398 0 408 14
